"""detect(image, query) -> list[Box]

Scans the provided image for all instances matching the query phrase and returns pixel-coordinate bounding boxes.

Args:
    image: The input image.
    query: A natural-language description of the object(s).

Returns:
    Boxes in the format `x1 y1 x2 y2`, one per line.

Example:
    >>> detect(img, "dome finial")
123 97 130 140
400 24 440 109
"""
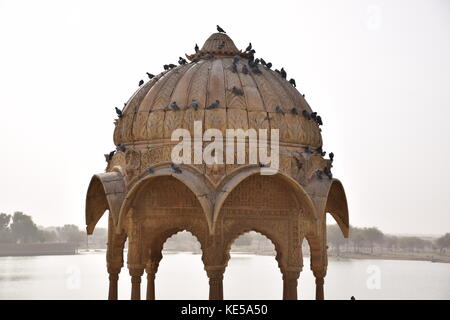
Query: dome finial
186 32 242 61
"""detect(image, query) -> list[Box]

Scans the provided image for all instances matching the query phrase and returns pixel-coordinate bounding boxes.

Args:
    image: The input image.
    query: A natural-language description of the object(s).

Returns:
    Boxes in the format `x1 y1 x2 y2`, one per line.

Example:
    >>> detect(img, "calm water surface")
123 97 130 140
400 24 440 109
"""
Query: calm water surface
0 252 449 299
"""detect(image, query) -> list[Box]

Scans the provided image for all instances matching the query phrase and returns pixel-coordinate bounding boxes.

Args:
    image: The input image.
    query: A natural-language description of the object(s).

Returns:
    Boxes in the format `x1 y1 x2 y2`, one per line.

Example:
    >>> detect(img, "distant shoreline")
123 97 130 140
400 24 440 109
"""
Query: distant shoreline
1 245 449 264
327 252 450 263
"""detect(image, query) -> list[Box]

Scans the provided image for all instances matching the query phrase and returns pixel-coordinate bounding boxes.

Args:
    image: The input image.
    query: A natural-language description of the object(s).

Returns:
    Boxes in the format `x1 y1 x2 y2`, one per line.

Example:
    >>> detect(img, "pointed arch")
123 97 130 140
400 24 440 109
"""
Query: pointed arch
212 166 318 232
85 171 126 234
116 164 213 234
325 179 349 238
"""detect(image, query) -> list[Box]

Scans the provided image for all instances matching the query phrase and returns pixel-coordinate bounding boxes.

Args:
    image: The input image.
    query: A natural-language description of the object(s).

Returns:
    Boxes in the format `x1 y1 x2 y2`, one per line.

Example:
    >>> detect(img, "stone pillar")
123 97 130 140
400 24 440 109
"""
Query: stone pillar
313 269 326 300
205 267 225 300
129 268 144 300
145 260 160 300
282 270 300 300
107 267 120 300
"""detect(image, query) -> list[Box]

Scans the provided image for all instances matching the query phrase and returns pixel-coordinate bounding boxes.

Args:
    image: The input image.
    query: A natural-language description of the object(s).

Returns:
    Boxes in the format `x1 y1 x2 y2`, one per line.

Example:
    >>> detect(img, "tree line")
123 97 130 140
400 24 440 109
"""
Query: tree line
2 212 450 255
0 212 86 245
327 224 450 255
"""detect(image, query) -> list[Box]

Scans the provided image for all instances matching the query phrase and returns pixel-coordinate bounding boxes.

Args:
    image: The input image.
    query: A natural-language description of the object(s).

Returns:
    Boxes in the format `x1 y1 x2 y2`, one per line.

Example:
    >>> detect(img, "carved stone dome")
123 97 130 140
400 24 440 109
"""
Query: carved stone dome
113 33 322 148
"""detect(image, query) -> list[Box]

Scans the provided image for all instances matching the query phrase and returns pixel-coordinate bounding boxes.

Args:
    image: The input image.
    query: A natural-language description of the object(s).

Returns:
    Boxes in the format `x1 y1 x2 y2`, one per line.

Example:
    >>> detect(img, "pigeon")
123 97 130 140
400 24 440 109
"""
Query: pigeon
138 79 144 86
115 107 123 118
191 100 199 111
329 152 334 162
289 78 296 87
230 63 238 73
147 167 154 174
233 55 240 64
195 43 199 53
304 146 312 153
146 72 155 79
275 69 280 74
280 68 287 79
254 58 260 64
260 58 266 65
164 64 170 70
206 100 220 110
351 296 356 300
245 42 252 52
104 150 115 161
316 115 323 126
242 65 249 74
317 147 326 157
316 170 323 180
250 64 261 74
311 112 317 121
217 25 226 33
218 41 225 49
258 162 265 168
203 53 213 60
168 63 176 69
178 57 187 65
232 86 244 95
290 107 299 115
169 101 180 111
275 106 285 115
117 144 126 152
323 167 333 179
302 110 311 120
247 52 255 63
302 93 305 98
193 57 200 63
171 163 182 174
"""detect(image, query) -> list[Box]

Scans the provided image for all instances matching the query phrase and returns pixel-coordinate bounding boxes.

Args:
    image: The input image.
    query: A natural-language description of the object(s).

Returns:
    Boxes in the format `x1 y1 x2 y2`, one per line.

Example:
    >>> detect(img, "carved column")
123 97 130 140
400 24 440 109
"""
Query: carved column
145 260 160 300
205 267 225 300
282 270 300 300
313 268 326 300
106 214 126 300
129 268 144 300
107 267 121 300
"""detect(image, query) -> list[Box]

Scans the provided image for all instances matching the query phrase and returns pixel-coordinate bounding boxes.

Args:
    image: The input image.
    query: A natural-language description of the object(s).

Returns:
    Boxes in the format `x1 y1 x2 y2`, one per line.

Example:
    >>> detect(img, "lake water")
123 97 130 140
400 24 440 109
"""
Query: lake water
0 251 449 300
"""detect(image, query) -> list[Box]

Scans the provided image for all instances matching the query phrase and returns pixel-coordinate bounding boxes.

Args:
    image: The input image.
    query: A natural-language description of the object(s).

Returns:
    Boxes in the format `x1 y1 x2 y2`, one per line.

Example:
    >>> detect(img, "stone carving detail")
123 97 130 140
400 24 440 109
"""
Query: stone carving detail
86 32 349 300
125 149 141 178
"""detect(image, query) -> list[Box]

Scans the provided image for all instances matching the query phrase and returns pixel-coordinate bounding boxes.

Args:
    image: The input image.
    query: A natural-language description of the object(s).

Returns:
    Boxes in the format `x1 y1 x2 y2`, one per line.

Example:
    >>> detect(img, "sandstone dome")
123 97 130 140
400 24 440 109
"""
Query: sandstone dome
113 33 323 149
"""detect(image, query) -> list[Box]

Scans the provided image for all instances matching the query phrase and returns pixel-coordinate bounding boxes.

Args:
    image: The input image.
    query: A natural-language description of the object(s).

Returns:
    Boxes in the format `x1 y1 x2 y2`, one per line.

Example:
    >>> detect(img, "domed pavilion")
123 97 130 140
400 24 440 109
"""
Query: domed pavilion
85 32 349 300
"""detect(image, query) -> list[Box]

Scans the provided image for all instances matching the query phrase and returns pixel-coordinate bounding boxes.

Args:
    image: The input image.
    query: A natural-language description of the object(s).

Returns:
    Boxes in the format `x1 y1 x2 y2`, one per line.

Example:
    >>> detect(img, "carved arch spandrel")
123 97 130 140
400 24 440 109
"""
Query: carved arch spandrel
85 170 126 235
117 164 214 235
212 167 318 232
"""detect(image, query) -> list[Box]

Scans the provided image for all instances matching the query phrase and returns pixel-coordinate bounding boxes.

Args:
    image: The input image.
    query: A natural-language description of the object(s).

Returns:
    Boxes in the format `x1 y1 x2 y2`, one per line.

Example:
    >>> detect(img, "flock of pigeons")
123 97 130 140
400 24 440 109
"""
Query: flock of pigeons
107 26 335 178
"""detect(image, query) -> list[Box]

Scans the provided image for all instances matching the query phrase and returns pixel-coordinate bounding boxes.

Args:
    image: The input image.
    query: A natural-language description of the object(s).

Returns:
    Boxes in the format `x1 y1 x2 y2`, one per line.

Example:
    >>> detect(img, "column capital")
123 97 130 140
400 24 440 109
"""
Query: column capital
204 265 226 279
129 268 144 278
312 267 327 279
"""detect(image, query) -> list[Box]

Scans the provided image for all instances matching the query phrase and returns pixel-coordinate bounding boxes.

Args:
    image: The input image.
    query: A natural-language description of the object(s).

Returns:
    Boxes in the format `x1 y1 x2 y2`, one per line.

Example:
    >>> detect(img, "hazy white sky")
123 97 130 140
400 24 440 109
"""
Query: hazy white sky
0 0 449 235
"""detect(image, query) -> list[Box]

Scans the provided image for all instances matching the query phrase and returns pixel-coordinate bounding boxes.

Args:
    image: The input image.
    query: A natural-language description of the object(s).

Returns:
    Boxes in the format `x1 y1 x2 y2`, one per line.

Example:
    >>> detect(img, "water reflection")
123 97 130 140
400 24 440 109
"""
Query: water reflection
0 252 449 300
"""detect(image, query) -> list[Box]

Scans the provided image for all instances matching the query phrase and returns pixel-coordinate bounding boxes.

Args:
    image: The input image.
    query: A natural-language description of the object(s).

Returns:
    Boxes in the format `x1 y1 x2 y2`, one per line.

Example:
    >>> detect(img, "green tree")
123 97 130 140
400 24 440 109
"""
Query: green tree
398 236 430 252
0 213 12 243
327 224 346 255
0 213 11 231
436 233 450 254
56 224 85 244
350 227 365 253
384 235 399 251
363 227 384 254
10 212 39 243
